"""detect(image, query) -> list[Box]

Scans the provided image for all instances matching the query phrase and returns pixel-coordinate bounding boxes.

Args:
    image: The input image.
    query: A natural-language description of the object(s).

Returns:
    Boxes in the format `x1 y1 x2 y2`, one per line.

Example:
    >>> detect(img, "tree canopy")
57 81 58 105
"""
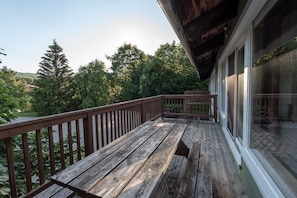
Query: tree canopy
140 42 206 97
73 59 109 109
0 67 28 123
15 41 208 117
31 40 74 115
107 43 148 102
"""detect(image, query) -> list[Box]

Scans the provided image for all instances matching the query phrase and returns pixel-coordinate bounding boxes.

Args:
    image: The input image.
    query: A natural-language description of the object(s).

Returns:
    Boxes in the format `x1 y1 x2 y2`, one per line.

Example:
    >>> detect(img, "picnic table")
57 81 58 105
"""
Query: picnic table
50 120 188 197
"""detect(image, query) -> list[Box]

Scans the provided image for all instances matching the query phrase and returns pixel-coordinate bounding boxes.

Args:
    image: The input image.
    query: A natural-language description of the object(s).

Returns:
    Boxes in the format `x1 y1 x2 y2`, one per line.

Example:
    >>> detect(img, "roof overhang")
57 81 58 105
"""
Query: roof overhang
158 0 244 80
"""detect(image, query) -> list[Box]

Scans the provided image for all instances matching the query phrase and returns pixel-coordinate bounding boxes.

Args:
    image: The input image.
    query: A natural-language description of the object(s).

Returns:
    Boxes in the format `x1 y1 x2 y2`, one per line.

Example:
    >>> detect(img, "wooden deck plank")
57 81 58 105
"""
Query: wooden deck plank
87 122 176 197
68 121 169 194
117 123 187 198
157 119 247 198
213 124 247 197
51 121 157 184
209 123 233 197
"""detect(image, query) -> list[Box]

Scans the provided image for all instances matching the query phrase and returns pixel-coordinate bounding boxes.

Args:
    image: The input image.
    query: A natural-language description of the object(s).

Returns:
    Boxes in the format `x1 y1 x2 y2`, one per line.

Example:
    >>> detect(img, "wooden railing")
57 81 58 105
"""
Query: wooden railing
0 94 216 197
163 94 217 122
253 93 297 123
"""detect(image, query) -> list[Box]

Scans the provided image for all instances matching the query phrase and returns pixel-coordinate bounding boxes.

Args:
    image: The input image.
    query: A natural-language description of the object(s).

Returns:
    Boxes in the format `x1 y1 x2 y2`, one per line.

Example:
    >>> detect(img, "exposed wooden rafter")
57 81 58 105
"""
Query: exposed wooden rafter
183 0 238 42
192 33 225 56
158 0 242 80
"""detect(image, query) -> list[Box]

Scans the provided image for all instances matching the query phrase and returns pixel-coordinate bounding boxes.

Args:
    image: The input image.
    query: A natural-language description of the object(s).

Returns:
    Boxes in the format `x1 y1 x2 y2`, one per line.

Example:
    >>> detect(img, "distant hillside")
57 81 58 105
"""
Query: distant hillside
16 72 38 79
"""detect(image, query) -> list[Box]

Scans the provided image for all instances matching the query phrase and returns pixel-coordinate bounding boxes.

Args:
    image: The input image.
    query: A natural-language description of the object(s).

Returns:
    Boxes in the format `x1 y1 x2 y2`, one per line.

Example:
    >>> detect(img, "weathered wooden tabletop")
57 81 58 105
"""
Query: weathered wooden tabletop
51 120 187 198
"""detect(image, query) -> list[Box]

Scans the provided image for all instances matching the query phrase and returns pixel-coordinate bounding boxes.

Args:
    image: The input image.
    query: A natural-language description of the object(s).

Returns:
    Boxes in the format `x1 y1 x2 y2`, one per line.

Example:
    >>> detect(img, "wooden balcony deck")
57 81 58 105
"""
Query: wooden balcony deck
156 118 247 198
0 94 237 197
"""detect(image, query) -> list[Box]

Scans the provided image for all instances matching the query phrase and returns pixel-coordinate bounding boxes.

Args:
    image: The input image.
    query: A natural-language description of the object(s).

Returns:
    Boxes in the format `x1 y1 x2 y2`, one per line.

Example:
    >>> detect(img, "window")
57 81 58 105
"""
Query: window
236 47 244 140
220 61 226 114
251 0 297 195
227 52 235 136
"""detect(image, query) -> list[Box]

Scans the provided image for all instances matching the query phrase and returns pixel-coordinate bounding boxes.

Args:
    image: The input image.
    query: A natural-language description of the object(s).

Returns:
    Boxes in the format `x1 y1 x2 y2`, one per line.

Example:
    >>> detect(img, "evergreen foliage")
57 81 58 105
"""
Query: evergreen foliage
31 40 74 115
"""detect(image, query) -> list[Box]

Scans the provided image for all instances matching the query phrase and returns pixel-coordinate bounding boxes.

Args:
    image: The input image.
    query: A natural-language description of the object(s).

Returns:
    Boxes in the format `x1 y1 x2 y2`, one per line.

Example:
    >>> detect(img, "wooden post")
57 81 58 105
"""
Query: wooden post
84 113 94 156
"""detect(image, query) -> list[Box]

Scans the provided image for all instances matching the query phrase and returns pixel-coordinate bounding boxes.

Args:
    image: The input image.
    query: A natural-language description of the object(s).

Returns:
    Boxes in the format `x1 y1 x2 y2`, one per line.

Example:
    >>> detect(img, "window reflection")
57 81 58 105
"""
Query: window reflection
251 0 297 195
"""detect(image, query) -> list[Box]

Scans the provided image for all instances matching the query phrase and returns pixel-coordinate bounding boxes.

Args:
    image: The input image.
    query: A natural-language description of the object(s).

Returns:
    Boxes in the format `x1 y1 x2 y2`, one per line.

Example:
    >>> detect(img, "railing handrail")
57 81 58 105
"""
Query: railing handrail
0 95 163 139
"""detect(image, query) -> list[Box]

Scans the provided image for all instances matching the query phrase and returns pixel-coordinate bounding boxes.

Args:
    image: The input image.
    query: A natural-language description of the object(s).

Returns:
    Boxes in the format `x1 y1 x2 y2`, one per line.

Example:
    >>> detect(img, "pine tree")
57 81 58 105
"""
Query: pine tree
32 40 74 115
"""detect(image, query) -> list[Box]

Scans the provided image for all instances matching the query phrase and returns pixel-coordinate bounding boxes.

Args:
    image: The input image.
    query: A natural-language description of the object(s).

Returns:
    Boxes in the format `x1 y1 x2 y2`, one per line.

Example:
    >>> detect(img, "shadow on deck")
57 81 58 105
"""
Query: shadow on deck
156 118 247 198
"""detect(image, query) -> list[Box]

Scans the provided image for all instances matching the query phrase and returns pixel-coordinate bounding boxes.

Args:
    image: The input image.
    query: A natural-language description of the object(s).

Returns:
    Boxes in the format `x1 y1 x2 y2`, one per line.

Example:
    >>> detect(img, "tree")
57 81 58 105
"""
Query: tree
0 48 6 64
0 67 29 123
73 60 109 109
140 42 207 97
107 43 148 102
31 40 74 115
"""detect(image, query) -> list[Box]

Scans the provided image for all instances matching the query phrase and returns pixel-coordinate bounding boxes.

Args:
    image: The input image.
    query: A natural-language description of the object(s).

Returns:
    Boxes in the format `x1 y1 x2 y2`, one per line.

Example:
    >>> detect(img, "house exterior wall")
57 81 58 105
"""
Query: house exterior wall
211 0 297 197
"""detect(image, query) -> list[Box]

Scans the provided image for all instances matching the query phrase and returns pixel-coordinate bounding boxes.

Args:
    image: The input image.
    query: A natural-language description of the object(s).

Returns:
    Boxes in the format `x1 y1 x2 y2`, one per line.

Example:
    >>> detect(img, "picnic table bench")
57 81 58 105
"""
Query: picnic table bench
50 120 189 198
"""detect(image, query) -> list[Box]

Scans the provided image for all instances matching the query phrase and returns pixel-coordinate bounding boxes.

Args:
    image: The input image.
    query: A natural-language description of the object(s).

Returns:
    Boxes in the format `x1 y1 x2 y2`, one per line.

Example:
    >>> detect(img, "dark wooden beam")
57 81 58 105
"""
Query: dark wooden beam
192 33 224 56
184 0 238 42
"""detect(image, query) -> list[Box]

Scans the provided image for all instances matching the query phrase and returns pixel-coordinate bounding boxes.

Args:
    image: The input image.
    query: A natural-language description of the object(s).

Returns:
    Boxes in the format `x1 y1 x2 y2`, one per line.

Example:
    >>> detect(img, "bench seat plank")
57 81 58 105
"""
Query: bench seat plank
68 122 168 194
118 123 187 198
196 154 212 197
88 123 176 197
177 142 201 198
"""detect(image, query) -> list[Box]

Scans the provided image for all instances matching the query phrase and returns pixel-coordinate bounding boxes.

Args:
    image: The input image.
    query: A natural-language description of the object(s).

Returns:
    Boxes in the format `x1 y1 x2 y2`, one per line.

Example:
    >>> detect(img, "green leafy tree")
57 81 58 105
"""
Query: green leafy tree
73 59 109 109
0 71 19 123
0 48 6 64
107 43 148 102
31 40 74 115
140 42 207 97
0 66 29 123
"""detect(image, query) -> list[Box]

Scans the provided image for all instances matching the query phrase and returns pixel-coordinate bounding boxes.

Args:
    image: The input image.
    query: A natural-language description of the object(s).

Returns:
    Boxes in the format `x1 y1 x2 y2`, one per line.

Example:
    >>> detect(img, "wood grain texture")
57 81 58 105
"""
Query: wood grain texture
177 142 201 198
67 121 166 194
32 184 68 198
51 121 155 184
117 123 187 198
88 123 176 197
156 119 247 198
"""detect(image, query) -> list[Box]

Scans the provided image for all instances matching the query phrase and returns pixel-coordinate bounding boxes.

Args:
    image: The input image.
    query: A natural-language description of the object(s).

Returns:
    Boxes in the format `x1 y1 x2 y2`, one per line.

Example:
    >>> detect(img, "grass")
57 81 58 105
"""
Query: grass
16 110 39 117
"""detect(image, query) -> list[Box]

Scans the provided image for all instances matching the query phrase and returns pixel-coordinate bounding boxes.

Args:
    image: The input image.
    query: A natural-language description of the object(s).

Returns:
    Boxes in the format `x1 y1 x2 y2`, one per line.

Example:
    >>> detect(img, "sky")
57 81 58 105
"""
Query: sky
0 0 178 73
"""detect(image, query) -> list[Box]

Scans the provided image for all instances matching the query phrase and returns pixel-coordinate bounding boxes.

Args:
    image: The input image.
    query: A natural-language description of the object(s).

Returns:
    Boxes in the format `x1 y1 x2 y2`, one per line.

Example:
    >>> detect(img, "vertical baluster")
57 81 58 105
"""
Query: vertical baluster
95 115 99 150
109 111 114 142
105 112 109 144
22 133 32 192
119 110 123 137
100 114 105 147
67 122 74 165
116 110 119 139
6 137 17 198
36 129 45 184
122 110 126 134
128 109 131 131
48 127 55 175
132 107 136 129
125 109 128 133
58 124 65 170
76 120 81 161
137 105 140 126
